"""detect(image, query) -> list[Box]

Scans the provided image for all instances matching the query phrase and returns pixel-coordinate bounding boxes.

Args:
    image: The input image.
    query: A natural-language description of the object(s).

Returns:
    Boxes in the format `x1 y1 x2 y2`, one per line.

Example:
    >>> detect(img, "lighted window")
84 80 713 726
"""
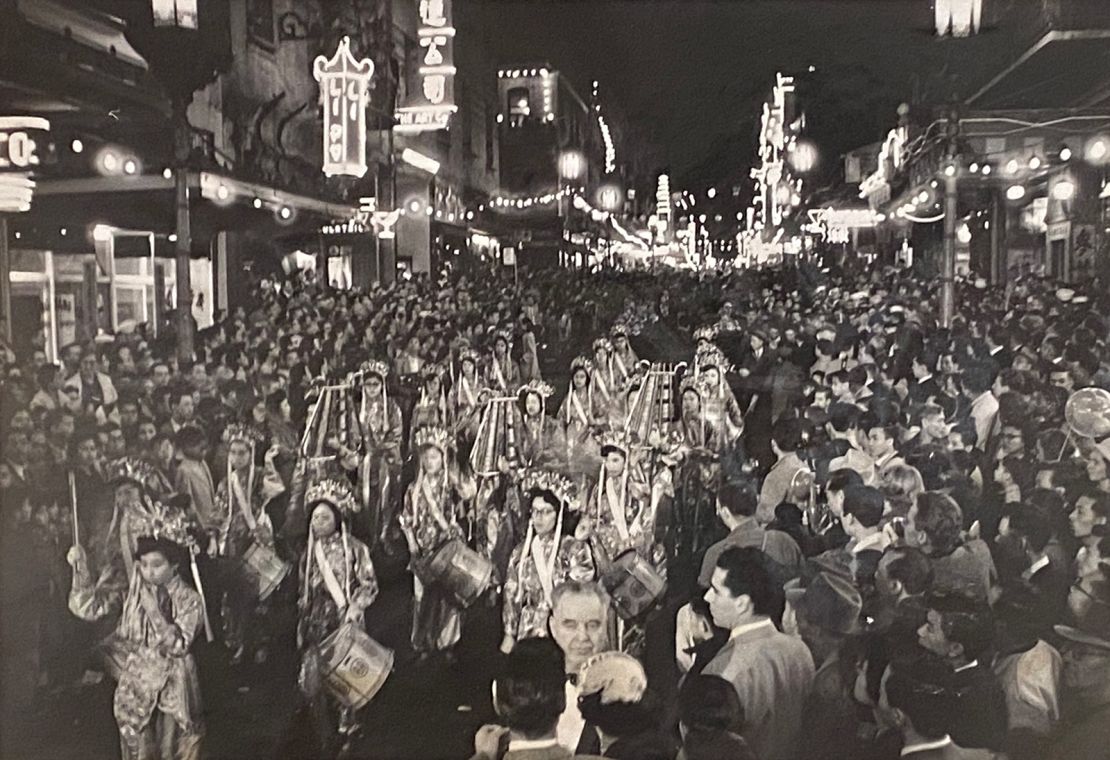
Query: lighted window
508 87 531 127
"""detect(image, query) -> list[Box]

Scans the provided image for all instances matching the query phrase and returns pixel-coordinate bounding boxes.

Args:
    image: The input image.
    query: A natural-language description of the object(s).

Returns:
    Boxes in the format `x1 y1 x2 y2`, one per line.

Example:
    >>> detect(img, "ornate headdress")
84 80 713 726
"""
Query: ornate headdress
593 337 613 354
413 425 451 454
570 355 594 374
679 373 705 396
358 359 390 381
422 362 447 381
305 477 361 517
696 347 733 374
518 379 555 401
131 499 196 552
597 428 631 456
457 347 481 367
693 325 720 342
610 322 631 339
522 468 579 510
106 457 164 496
221 423 261 446
493 328 514 346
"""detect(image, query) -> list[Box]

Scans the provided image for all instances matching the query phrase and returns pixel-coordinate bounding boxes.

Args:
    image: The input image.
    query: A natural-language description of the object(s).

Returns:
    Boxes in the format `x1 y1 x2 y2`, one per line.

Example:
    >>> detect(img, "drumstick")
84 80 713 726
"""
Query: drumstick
70 472 80 548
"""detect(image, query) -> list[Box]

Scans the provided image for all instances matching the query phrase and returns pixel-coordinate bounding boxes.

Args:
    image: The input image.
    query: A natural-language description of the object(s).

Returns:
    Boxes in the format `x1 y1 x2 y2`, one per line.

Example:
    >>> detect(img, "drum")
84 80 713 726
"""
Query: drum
426 538 493 608
240 541 292 602
319 623 394 710
603 550 666 620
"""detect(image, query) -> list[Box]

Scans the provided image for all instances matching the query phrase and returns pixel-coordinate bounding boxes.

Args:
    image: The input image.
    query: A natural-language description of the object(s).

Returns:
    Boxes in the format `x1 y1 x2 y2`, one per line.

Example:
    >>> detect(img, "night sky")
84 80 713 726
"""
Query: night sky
472 0 1038 185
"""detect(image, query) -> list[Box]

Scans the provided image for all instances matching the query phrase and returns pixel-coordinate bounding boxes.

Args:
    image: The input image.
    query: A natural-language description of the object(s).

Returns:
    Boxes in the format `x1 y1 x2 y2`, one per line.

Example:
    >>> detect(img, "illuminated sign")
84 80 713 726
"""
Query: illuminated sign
395 0 457 134
152 0 198 29
0 116 49 212
935 0 982 37
314 37 375 178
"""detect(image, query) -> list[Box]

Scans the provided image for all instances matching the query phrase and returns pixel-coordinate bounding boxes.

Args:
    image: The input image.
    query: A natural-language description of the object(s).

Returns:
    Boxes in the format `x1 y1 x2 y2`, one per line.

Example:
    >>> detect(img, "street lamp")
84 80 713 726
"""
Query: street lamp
558 151 585 270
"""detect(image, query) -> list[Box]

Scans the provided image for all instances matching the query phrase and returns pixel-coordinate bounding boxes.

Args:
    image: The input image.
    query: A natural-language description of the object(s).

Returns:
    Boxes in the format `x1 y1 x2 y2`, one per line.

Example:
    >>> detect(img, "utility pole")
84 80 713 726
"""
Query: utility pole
940 105 960 327
173 100 194 363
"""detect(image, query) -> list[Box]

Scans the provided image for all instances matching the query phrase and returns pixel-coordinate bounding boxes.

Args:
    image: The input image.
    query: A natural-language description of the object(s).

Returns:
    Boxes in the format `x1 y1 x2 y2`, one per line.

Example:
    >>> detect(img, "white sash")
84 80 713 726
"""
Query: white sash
313 539 348 611
570 390 590 427
531 536 557 604
492 358 508 390
229 469 258 531
420 476 450 532
604 480 630 541
613 353 628 380
459 375 477 407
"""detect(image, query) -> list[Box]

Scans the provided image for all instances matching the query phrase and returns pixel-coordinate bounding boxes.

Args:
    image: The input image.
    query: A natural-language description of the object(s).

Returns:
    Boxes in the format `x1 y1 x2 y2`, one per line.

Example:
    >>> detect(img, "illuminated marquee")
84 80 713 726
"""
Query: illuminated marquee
0 116 50 213
313 37 375 178
395 0 458 133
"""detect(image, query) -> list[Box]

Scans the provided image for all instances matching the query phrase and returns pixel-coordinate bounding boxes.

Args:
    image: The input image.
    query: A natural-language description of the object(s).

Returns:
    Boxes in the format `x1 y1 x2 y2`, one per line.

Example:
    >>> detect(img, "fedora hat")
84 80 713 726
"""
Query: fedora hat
786 571 863 635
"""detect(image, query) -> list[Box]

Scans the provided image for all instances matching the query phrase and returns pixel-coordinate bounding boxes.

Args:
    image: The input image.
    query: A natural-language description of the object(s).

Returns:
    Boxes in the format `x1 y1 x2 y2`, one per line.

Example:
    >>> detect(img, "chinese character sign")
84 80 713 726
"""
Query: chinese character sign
314 37 375 178
395 0 457 133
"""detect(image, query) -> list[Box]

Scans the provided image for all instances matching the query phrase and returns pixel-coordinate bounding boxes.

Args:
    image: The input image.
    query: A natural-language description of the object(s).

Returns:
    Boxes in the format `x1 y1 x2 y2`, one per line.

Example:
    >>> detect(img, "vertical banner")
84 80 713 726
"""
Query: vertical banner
394 0 457 133
314 37 375 178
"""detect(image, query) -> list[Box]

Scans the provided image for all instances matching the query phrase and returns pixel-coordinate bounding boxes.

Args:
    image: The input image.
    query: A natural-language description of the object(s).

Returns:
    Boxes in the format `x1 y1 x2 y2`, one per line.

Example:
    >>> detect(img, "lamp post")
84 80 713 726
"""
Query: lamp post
558 150 585 269
123 1 229 364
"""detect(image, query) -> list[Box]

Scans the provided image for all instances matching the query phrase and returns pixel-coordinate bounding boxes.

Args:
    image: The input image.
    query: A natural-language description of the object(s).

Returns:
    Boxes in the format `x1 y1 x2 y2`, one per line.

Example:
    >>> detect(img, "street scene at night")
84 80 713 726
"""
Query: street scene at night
2 1 1110 759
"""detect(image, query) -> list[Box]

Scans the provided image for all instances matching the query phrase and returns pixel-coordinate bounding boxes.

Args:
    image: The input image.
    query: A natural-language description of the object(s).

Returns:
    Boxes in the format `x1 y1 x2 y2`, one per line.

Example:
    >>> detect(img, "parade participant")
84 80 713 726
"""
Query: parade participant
410 363 450 450
501 469 594 652
399 425 475 660
579 430 664 653
591 337 618 426
609 324 639 390
296 478 379 751
515 380 564 471
671 374 728 569
67 500 207 760
558 356 603 450
487 330 522 395
449 347 485 457
694 348 744 445
214 424 277 665
351 360 403 546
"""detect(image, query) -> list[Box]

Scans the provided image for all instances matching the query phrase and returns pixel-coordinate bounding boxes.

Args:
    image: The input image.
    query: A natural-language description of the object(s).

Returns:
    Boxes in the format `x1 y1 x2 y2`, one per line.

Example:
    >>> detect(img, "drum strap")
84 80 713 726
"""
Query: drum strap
459 375 476 407
570 390 589 427
531 535 556 604
313 539 348 611
230 469 258 532
605 479 630 542
614 354 627 381
420 476 450 532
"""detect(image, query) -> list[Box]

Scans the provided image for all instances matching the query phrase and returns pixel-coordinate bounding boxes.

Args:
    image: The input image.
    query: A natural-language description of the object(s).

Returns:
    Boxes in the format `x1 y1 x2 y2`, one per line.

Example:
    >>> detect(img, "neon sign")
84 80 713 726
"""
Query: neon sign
395 0 458 133
313 37 374 178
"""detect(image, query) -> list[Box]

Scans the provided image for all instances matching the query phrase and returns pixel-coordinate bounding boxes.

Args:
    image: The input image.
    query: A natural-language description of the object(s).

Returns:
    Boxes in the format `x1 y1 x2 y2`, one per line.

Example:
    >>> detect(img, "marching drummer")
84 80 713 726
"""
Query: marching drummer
578 430 666 654
399 425 475 662
448 347 485 459
501 469 595 653
297 478 379 753
214 423 277 665
487 329 522 394
351 360 404 547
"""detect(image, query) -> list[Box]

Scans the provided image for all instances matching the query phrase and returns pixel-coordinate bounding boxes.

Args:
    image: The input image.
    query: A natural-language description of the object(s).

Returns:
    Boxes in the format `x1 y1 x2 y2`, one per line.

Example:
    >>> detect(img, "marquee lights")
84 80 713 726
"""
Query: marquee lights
401 148 441 175
313 37 374 178
395 0 458 133
0 116 50 212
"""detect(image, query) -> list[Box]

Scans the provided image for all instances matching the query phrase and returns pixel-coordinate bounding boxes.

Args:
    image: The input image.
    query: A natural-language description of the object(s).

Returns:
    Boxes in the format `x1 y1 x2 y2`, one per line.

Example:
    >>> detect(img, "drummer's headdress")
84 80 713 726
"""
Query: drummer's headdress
106 456 165 498
222 423 261 446
518 379 555 401
679 373 704 396
522 468 578 510
696 347 732 374
358 359 390 381
493 328 514 346
597 428 631 457
593 337 613 354
413 425 452 455
570 355 594 375
305 477 361 516
132 498 196 553
458 347 481 367
610 322 631 339
694 325 719 342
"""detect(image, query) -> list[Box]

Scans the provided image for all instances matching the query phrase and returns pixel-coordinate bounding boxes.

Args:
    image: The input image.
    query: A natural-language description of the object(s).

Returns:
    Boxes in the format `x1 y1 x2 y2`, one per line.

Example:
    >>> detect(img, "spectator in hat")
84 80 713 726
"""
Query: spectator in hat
787 571 864 760
576 651 675 760
1050 617 1110 760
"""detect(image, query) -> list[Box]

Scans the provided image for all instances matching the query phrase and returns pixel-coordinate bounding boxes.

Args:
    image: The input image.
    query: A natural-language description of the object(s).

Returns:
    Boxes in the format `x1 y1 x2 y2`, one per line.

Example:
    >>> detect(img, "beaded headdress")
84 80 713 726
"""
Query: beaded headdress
221 423 261 446
413 425 451 454
597 428 632 456
132 499 196 551
358 359 390 381
106 456 163 495
518 379 555 400
521 468 578 509
305 477 361 516
570 355 594 374
693 325 720 342
592 337 613 354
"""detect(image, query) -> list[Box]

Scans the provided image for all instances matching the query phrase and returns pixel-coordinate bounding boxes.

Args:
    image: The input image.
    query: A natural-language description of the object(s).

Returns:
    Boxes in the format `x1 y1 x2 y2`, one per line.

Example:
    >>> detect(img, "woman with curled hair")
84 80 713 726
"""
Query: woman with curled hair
878 463 925 520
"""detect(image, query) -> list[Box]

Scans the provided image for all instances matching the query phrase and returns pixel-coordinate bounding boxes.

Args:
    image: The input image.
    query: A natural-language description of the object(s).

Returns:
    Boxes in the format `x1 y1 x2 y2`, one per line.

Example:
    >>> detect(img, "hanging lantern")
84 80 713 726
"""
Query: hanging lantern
313 37 375 178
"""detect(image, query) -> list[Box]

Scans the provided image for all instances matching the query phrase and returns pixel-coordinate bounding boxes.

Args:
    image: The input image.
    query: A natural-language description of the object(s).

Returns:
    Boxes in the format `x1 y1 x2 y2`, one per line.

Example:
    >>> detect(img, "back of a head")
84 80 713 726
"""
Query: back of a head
772 418 804 454
924 591 995 661
881 546 934 596
718 479 759 518
678 674 744 734
828 467 864 494
914 491 964 556
827 402 860 434
494 637 567 739
884 653 960 741
843 485 885 528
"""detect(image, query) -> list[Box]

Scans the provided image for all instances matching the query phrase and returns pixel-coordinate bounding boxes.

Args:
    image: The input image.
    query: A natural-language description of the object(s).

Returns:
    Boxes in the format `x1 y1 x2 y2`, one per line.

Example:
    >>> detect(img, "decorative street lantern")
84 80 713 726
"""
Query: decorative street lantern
314 37 375 178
